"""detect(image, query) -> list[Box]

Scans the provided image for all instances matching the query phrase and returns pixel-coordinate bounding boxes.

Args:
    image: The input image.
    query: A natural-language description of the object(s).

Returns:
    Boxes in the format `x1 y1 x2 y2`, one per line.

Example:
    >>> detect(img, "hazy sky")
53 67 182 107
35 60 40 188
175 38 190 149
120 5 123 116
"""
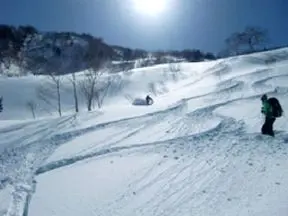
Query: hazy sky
0 0 287 53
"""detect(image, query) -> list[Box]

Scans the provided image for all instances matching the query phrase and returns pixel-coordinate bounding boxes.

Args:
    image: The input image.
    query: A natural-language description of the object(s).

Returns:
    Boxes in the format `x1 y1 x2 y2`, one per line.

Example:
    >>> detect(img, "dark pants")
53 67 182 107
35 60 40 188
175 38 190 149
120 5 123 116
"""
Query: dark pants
261 117 276 137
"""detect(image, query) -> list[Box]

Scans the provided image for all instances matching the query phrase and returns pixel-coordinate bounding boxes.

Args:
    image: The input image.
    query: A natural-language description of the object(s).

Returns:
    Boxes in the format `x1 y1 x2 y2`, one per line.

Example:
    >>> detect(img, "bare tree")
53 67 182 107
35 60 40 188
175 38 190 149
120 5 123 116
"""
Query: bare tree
225 32 244 55
64 44 80 113
80 36 111 111
244 26 268 51
80 70 97 111
51 73 62 117
26 100 37 119
62 35 81 113
94 78 112 108
80 68 108 111
71 72 79 112
35 36 65 117
225 26 268 55
37 73 63 117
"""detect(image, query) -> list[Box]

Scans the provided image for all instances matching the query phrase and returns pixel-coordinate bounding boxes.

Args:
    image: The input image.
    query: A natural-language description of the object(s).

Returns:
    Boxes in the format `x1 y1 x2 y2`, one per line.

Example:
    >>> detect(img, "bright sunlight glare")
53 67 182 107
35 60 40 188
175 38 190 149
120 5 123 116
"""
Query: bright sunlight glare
131 0 168 17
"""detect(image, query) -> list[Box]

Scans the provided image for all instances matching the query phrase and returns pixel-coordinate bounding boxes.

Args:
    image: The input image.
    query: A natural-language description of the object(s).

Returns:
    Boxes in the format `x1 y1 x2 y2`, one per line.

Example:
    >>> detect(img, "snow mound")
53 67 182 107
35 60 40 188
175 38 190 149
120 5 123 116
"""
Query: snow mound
132 98 148 106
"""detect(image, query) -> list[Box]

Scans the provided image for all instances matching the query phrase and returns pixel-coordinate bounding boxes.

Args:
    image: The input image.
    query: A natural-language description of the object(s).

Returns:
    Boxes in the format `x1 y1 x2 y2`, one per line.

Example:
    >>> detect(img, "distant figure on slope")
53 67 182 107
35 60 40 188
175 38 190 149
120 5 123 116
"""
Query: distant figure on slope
146 95 154 105
261 94 283 137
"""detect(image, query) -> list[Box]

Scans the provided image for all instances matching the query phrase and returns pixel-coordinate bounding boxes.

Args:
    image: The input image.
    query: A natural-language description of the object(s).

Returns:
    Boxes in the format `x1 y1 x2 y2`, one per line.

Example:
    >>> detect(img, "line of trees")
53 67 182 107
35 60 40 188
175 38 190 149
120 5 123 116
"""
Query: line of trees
0 25 120 118
33 34 112 118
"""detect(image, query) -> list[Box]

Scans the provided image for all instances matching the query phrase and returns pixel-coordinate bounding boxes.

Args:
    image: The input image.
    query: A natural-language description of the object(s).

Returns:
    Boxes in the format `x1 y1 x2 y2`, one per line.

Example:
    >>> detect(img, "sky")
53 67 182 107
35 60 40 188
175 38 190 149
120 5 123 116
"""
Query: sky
0 0 287 53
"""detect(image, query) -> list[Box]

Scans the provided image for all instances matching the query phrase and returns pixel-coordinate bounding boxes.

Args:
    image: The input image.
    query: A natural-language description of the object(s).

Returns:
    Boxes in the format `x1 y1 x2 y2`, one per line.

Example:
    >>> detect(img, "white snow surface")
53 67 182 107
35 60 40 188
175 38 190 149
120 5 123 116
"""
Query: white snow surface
1 48 288 216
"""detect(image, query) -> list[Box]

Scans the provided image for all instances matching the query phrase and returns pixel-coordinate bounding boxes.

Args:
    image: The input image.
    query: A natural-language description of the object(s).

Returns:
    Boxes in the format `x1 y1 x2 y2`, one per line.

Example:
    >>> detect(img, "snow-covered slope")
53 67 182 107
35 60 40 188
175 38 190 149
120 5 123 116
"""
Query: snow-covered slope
1 48 288 216
0 60 216 121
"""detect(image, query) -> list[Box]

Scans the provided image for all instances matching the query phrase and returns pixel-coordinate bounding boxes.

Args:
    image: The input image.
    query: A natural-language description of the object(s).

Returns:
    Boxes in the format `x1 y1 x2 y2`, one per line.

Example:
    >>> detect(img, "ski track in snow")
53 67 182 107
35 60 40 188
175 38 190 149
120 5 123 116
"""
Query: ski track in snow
1 49 288 216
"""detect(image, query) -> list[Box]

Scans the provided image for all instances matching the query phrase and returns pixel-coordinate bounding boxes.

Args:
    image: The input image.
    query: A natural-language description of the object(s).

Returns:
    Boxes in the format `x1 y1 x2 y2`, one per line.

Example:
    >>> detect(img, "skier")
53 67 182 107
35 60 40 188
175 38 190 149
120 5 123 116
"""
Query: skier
260 94 283 137
146 95 154 105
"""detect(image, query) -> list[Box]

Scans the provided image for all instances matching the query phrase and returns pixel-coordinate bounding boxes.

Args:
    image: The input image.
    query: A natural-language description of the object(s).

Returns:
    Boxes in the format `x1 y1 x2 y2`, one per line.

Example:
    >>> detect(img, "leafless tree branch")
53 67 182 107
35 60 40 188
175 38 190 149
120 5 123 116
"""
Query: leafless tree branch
26 100 37 119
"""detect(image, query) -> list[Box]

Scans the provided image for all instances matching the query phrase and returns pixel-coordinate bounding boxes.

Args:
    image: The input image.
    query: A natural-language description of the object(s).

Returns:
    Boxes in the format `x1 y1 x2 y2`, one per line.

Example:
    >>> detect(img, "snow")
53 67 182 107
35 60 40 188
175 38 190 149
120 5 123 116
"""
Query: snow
1 48 288 216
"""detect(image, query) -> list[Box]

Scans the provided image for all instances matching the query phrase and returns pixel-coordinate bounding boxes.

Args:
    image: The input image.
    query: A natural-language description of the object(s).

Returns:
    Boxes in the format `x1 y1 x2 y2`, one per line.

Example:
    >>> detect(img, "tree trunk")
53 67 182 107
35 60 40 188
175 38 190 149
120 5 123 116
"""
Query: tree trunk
96 92 101 109
32 108 36 119
56 80 62 117
72 73 79 113
87 81 95 111
88 95 92 111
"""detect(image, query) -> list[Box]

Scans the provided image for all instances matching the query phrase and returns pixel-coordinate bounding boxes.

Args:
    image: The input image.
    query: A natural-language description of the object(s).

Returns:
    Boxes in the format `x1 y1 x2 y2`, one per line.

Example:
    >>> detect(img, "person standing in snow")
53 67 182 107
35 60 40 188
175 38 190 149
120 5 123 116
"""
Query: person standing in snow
146 95 154 105
260 94 283 137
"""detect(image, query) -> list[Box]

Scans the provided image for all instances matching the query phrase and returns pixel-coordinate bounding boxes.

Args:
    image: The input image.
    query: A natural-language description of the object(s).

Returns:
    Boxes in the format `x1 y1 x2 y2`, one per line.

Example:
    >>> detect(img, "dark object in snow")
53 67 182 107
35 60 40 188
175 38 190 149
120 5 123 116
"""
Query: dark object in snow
268 97 283 118
260 94 283 137
145 95 154 105
261 94 283 118
132 95 154 106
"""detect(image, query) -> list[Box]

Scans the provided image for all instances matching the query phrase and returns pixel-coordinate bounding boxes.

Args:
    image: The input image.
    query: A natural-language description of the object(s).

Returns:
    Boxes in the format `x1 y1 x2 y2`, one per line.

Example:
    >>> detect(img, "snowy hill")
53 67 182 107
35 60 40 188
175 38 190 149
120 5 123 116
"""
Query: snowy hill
1 48 288 216
0 25 217 78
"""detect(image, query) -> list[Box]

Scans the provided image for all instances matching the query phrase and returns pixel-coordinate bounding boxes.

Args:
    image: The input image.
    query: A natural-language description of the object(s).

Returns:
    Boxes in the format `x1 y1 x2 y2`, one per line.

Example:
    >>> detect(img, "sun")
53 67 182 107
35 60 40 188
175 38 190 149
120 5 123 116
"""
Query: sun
131 0 168 17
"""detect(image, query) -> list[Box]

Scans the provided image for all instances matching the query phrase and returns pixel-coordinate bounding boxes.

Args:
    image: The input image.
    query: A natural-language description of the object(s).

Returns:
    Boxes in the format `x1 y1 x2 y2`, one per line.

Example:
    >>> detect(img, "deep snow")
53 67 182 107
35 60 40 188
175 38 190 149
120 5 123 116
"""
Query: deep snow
1 48 288 216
